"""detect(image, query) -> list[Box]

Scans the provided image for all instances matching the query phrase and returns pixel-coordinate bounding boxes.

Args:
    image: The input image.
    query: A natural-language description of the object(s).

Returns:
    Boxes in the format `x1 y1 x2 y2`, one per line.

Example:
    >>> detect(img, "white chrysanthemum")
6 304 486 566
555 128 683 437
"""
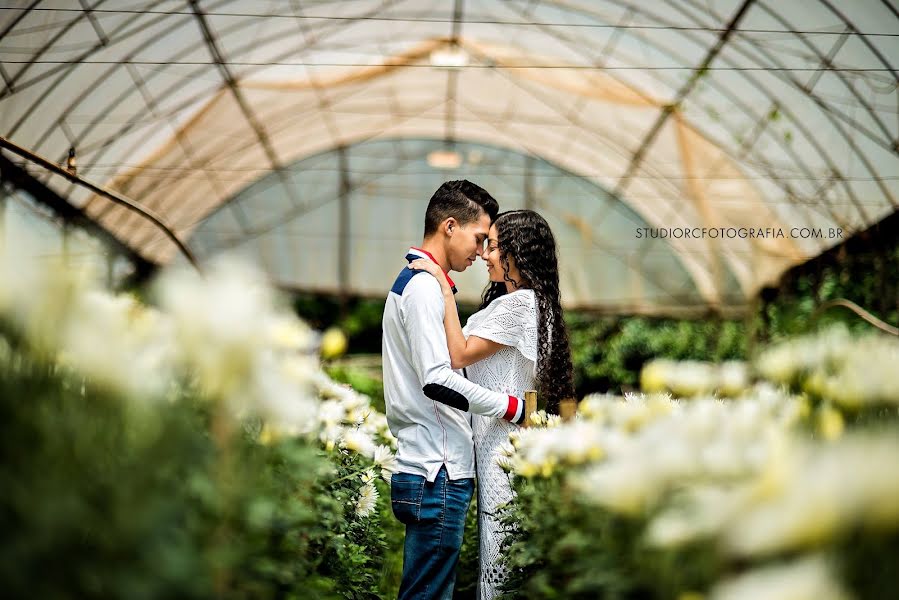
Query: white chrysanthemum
545 414 563 428
246 351 318 432
569 388 800 517
317 399 346 427
754 325 899 409
510 420 605 477
156 257 276 398
319 423 344 451
347 406 370 428
355 481 379 517
670 361 718 398
342 428 377 459
577 393 614 422
372 444 398 481
709 555 852 600
571 458 657 515
496 454 514 473
528 410 547 427
646 484 753 548
265 314 314 352
724 434 899 557
60 290 176 398
719 361 749 397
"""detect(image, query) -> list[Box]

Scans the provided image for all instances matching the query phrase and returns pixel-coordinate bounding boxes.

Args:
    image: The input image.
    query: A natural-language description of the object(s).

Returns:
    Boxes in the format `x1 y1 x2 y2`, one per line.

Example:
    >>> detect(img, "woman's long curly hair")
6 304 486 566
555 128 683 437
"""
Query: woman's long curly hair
480 210 575 414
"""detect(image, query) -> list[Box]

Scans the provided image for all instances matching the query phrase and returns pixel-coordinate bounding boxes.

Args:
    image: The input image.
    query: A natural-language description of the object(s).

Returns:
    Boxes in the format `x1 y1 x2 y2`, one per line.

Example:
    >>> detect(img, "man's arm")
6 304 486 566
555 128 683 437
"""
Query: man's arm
402 274 525 424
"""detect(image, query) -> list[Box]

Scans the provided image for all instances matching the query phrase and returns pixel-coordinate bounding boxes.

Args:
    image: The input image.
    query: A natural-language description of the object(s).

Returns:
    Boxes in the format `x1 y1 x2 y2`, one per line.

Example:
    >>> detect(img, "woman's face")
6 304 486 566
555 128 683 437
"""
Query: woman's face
484 223 521 286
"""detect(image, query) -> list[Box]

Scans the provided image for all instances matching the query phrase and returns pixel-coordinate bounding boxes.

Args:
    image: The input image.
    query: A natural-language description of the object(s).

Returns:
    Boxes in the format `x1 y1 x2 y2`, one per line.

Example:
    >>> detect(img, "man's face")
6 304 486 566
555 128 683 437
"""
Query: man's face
446 213 491 273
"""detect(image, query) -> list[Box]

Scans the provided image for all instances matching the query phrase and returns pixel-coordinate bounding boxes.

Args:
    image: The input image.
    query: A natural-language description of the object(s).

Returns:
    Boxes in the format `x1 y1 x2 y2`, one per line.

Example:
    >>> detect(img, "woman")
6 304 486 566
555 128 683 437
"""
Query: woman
409 209 575 599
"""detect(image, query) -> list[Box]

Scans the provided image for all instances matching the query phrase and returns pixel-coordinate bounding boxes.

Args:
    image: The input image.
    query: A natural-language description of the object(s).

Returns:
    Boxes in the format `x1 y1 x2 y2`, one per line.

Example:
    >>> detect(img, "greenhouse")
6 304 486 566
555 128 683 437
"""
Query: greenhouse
1 1 897 598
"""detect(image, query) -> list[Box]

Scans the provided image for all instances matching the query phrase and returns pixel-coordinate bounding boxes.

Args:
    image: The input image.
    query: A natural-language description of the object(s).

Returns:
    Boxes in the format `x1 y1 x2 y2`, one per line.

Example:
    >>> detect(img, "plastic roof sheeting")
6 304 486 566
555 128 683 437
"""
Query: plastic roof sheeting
1 0 897 314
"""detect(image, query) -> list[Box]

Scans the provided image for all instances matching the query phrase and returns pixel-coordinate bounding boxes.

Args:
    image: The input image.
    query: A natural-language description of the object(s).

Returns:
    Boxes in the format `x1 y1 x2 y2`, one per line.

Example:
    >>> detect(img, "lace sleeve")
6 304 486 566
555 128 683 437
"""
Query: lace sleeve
465 291 538 363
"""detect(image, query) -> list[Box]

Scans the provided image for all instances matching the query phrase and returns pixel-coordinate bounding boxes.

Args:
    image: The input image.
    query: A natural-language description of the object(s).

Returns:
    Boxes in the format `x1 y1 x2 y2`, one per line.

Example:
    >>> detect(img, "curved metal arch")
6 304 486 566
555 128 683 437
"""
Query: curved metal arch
820 0 898 82
525 0 856 238
635 0 875 224
115 51 447 241
626 0 875 217
86 0 409 221
677 0 897 215
4 0 173 134
188 136 714 307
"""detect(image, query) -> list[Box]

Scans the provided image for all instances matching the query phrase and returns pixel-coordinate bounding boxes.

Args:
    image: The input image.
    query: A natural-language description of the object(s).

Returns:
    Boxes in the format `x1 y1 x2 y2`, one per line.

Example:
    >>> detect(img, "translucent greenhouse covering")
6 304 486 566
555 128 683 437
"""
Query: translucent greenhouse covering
1 0 897 313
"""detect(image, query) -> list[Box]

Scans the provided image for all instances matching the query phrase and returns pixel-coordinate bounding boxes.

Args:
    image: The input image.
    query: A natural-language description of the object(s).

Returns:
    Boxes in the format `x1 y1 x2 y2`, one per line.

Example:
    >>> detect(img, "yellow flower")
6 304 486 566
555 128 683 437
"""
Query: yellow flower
641 360 669 393
258 424 281 446
320 327 348 360
796 395 811 419
517 461 539 478
540 458 557 478
817 405 844 441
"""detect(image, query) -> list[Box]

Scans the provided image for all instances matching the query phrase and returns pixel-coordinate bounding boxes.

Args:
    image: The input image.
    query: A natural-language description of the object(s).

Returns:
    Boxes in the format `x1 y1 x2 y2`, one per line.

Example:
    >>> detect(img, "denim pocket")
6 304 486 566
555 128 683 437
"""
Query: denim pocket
390 472 425 525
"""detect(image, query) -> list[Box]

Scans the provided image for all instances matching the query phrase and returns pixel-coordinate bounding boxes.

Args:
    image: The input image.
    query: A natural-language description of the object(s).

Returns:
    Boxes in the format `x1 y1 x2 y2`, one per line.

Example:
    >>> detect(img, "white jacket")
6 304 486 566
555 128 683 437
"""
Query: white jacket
382 248 525 481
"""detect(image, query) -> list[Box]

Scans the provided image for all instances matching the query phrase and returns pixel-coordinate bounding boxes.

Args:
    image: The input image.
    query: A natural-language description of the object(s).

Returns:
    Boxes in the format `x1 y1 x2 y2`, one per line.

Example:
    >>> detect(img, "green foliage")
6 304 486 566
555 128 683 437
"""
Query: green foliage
326 362 385 414
313 449 390 599
566 314 746 395
761 224 898 343
0 331 394 600
453 491 480 600
293 294 386 355
375 482 405 599
498 475 720 600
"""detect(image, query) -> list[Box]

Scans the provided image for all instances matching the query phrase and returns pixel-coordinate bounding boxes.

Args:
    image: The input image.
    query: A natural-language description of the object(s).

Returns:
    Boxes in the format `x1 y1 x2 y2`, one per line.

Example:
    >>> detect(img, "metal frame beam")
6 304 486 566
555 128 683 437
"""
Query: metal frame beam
615 0 756 195
0 135 197 269
0 151 154 278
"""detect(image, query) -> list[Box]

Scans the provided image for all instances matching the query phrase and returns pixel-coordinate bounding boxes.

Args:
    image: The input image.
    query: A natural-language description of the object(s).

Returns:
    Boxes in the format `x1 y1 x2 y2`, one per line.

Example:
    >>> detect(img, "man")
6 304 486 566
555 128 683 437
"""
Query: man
382 180 526 600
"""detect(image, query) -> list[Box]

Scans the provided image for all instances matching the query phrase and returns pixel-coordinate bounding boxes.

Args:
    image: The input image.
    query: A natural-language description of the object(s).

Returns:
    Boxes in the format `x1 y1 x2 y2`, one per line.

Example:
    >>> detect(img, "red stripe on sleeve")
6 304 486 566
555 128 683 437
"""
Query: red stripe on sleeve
503 395 518 422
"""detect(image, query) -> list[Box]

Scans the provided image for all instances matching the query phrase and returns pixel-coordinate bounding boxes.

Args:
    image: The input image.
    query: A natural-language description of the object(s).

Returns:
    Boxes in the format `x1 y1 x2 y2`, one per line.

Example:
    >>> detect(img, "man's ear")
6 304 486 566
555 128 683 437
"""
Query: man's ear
444 217 457 236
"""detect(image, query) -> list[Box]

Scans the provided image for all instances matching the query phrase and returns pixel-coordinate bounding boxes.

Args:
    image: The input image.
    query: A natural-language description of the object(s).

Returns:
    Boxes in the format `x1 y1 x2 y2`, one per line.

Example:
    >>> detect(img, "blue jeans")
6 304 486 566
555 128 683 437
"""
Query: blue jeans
391 466 475 600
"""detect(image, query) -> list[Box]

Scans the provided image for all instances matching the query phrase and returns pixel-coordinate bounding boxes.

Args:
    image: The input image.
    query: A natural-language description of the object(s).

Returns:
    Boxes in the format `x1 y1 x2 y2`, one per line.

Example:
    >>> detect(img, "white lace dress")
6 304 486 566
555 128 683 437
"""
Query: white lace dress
462 289 538 600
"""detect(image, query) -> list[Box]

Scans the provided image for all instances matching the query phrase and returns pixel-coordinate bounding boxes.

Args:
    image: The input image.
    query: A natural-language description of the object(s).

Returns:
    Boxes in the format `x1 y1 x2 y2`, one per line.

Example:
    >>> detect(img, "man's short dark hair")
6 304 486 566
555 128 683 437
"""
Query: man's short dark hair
423 180 499 237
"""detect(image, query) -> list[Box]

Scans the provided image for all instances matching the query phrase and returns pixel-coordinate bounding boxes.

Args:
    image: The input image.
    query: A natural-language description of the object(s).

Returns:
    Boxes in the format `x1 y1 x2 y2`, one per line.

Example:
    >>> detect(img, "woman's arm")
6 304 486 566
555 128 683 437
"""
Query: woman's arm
408 259 504 369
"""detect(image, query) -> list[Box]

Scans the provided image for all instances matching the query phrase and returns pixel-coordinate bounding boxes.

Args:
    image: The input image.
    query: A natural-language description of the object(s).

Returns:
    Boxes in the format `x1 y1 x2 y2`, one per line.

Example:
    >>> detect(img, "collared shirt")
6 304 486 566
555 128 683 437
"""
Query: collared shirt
382 247 524 481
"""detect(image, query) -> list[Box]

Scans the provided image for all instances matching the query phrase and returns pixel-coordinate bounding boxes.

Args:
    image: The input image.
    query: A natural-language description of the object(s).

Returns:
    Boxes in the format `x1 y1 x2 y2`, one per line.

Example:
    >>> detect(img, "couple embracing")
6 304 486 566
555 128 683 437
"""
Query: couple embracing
382 180 575 599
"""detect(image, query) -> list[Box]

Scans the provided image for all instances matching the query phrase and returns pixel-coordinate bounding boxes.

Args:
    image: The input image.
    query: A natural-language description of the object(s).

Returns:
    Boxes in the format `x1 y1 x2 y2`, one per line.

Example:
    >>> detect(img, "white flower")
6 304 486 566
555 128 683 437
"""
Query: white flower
318 399 346 427
709 555 852 600
719 361 749 397
342 429 377 459
372 444 398 481
246 351 317 432
529 410 547 427
646 484 751 548
319 424 344 451
572 458 656 515
724 434 899 557
60 291 176 398
355 481 379 517
155 257 276 398
265 314 314 352
360 468 376 484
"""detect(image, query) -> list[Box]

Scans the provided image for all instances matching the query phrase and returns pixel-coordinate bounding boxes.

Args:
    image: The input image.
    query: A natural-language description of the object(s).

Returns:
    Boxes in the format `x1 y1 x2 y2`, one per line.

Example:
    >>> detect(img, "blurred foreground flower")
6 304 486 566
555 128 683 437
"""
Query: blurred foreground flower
756 326 899 409
709 555 852 600
641 360 748 398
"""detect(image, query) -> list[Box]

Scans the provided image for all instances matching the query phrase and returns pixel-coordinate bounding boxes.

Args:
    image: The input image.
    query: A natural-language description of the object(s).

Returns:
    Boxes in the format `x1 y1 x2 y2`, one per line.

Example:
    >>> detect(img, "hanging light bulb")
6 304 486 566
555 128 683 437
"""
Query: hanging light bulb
66 147 77 176
429 47 469 69
427 149 462 169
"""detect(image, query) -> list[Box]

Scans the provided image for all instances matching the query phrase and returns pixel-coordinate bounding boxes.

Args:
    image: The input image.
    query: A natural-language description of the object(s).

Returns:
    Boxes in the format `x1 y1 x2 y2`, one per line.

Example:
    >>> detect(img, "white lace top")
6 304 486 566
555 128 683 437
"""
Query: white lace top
462 289 538 599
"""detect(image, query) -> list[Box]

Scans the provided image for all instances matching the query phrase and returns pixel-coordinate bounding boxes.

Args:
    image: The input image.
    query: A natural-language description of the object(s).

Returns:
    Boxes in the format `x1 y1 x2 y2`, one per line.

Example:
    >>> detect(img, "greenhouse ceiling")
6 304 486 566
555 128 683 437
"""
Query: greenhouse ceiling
0 0 897 314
